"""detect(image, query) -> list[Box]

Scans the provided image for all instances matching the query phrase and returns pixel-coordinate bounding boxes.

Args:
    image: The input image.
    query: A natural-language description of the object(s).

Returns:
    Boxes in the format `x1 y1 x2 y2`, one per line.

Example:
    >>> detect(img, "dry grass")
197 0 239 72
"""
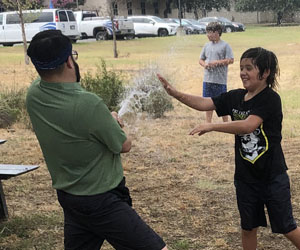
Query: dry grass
1 26 300 249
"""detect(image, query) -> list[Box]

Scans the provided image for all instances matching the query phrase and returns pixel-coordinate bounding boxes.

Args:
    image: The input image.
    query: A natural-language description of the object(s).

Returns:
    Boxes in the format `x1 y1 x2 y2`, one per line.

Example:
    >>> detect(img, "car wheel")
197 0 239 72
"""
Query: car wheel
124 34 135 40
3 43 14 47
158 29 168 37
96 31 108 41
225 27 232 33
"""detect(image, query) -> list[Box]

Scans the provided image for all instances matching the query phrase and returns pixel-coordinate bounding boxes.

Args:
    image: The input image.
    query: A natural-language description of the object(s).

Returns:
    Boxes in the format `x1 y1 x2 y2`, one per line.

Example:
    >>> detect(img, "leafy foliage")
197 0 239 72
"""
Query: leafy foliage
52 0 85 8
234 0 300 24
52 0 73 8
184 0 231 12
2 0 43 10
119 66 174 119
0 87 28 128
235 0 300 12
171 0 231 16
143 0 231 18
81 59 125 112
143 88 174 118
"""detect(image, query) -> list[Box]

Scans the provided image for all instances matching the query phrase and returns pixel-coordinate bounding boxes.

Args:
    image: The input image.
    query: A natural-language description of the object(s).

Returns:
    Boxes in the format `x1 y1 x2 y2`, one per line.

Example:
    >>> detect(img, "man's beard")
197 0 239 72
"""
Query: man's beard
72 57 81 82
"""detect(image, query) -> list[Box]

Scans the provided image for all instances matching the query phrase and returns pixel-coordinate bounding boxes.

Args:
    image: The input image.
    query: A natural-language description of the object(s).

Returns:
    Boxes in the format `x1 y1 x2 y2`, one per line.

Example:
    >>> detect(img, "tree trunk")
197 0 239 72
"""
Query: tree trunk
17 0 29 65
111 15 118 58
194 9 199 20
277 11 283 25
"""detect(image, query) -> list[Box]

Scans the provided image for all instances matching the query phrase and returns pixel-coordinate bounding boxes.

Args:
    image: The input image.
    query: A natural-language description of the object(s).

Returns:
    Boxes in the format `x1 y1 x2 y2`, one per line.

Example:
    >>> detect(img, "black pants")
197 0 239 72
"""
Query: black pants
57 178 166 250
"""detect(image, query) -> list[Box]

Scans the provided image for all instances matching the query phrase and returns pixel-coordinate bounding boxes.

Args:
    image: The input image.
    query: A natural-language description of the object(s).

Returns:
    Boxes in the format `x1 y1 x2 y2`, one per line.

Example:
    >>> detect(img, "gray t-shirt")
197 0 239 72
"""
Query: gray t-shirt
200 40 234 85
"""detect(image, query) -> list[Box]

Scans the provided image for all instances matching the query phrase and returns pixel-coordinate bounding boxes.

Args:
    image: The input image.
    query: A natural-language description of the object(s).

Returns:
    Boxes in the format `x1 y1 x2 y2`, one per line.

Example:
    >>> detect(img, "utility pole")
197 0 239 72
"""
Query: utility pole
176 0 185 36
179 0 182 26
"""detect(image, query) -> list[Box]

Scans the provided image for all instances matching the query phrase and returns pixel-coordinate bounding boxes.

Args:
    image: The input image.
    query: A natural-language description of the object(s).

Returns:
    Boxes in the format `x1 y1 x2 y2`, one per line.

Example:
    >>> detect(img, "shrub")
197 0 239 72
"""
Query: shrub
81 59 125 111
0 87 28 128
143 88 173 118
118 66 173 118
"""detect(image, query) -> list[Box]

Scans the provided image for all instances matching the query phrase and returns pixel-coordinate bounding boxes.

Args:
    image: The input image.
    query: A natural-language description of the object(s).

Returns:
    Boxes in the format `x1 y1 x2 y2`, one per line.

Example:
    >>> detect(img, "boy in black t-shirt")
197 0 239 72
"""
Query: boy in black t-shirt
157 47 300 249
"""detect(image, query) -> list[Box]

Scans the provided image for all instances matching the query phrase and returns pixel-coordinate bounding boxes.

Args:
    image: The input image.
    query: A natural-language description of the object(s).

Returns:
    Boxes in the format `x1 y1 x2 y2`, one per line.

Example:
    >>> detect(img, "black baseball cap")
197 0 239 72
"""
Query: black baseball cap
27 30 72 70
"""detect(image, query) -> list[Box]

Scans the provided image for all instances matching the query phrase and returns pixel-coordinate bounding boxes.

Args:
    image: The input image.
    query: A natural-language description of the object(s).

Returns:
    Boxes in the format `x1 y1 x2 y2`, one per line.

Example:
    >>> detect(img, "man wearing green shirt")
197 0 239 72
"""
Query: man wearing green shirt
26 30 167 250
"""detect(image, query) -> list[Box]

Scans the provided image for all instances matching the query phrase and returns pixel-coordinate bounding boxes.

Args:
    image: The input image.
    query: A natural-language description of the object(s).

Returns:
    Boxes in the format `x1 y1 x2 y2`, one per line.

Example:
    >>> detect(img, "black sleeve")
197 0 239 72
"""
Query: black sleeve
250 90 281 121
212 89 242 117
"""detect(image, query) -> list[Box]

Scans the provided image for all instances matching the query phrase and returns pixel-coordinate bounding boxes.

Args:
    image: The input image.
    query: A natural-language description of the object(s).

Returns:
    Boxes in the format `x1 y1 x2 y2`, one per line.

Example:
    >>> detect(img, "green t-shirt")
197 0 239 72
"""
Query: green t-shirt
26 78 127 195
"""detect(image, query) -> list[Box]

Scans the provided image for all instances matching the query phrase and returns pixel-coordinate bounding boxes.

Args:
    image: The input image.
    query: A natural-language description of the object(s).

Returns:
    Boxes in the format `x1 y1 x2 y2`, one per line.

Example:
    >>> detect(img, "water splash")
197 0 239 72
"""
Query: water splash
118 64 167 119
118 35 192 122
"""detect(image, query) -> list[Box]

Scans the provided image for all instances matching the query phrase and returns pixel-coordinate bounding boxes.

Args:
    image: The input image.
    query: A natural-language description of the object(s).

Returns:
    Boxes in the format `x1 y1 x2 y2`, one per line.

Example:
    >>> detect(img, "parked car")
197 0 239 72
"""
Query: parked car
198 16 245 33
74 11 135 40
0 9 80 46
183 19 206 34
127 15 177 37
165 18 196 35
218 17 245 32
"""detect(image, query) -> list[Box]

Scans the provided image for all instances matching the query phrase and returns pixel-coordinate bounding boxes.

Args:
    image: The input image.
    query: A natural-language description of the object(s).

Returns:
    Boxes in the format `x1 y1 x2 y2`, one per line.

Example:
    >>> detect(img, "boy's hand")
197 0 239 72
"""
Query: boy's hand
157 73 176 96
207 61 219 68
189 123 212 136
204 63 211 69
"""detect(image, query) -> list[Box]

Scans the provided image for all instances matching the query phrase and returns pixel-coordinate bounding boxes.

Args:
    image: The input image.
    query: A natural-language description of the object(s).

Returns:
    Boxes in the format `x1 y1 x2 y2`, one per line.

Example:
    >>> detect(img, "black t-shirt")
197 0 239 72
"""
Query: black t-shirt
212 87 287 183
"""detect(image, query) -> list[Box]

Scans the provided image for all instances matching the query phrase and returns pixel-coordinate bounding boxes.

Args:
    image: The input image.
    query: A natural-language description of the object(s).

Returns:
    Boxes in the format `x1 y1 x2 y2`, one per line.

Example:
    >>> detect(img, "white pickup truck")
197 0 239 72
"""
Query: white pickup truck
74 11 135 40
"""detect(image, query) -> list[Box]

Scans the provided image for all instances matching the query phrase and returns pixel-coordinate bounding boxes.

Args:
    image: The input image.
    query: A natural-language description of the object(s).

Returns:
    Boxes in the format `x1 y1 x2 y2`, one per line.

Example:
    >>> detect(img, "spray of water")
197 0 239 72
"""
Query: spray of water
118 64 165 119
118 35 191 122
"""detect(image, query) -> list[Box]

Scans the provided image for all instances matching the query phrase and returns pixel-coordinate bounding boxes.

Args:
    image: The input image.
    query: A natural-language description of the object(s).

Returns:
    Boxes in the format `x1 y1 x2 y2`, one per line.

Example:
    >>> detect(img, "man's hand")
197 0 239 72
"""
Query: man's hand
111 111 124 128
157 73 176 96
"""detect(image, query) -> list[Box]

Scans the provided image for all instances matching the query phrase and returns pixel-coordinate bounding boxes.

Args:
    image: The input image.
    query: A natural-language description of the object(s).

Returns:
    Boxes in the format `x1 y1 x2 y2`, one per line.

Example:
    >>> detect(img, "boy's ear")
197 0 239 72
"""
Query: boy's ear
263 69 270 79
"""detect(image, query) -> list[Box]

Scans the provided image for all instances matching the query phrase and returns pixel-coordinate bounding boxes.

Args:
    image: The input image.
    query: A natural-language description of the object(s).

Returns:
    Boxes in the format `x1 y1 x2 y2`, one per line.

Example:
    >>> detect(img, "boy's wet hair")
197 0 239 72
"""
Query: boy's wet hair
206 22 223 36
240 47 280 89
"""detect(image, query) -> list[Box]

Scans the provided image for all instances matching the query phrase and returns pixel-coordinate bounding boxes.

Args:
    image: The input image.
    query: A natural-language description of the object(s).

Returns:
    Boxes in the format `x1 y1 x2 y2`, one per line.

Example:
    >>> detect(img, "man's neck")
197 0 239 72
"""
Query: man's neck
41 75 76 83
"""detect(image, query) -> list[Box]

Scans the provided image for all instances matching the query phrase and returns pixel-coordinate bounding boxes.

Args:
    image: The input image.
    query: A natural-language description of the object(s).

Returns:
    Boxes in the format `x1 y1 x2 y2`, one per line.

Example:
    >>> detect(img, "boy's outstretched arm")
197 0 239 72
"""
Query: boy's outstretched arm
157 73 215 111
189 115 263 136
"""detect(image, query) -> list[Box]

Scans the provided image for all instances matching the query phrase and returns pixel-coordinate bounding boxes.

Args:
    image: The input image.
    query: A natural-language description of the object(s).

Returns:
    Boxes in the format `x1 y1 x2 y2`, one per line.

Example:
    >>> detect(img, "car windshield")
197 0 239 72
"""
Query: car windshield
218 17 231 23
165 19 177 23
181 20 190 25
152 16 167 23
183 20 192 25
186 19 199 25
199 17 215 22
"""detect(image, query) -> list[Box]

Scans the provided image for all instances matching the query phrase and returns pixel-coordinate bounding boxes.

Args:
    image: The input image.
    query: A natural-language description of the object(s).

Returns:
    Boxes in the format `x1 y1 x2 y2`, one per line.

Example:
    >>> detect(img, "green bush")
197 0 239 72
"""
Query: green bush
0 87 28 128
81 59 125 111
143 88 173 118
119 66 173 118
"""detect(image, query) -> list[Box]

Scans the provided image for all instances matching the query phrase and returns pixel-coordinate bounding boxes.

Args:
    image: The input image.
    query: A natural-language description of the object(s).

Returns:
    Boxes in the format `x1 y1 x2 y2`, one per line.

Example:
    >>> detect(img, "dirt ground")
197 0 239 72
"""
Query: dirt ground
1 104 300 249
1 32 300 249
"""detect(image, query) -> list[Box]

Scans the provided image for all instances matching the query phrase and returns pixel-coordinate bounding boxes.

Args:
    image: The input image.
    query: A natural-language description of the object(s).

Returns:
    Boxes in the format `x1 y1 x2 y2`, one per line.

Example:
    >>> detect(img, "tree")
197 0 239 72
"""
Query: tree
2 0 44 64
108 0 119 58
186 0 231 17
234 0 300 25
52 0 74 8
159 0 231 19
52 0 85 9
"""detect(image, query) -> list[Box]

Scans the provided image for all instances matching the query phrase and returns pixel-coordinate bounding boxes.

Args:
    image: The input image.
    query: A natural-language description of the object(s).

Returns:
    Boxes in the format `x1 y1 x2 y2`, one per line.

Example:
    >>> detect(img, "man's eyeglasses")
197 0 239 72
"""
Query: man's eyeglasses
72 50 78 60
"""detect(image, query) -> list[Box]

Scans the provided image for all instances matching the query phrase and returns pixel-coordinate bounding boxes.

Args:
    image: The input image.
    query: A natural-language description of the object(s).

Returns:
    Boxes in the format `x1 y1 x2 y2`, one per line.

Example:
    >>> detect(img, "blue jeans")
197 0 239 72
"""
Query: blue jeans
203 82 227 97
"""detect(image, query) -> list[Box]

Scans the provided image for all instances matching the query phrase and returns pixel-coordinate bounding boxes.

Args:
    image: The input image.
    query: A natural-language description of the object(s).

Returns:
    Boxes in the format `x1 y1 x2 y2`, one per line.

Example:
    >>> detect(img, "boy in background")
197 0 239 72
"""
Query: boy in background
199 22 234 123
